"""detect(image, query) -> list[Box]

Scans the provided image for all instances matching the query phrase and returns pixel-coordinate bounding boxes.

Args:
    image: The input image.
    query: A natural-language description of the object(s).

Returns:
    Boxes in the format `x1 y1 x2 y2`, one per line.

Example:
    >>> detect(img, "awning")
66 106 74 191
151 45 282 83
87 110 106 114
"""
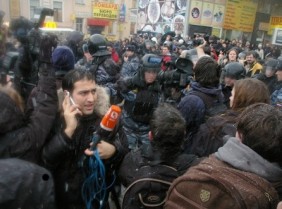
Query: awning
87 18 109 26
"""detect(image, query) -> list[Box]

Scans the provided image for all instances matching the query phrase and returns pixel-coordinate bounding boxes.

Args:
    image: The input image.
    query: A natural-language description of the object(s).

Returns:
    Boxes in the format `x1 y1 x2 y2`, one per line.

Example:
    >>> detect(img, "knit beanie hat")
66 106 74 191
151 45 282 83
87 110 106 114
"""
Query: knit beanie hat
52 46 75 78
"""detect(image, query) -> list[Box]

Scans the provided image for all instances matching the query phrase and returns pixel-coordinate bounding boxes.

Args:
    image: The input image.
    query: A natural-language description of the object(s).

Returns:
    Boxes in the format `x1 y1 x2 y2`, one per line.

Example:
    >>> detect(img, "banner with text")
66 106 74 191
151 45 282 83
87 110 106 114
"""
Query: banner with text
223 0 257 32
93 2 119 19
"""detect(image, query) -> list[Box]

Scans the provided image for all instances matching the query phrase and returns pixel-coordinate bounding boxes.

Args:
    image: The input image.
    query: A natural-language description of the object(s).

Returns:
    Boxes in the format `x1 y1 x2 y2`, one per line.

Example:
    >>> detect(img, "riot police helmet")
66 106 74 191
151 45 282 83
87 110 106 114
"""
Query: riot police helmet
224 62 246 80
141 54 162 73
87 34 111 57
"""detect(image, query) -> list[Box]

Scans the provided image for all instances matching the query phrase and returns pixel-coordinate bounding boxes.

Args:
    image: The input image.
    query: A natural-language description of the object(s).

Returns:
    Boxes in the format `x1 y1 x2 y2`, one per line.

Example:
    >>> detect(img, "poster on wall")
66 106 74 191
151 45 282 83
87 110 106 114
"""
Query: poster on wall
189 0 203 25
200 2 214 26
137 0 187 35
212 4 224 27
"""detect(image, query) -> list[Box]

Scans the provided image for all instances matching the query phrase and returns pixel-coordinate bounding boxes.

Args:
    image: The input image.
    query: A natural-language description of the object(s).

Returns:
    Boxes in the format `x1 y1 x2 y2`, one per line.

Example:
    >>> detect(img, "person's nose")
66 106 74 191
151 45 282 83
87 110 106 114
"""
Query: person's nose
86 93 95 103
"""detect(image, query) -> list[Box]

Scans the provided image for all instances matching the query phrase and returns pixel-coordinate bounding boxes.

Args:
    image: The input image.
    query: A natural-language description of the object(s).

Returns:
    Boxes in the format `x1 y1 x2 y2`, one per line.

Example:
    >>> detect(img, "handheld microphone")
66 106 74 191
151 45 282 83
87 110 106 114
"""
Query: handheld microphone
91 105 122 148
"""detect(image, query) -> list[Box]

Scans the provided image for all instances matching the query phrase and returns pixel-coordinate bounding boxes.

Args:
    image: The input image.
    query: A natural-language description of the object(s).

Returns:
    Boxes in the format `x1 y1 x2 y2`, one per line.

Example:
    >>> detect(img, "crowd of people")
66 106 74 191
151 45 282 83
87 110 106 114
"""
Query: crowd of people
0 14 282 209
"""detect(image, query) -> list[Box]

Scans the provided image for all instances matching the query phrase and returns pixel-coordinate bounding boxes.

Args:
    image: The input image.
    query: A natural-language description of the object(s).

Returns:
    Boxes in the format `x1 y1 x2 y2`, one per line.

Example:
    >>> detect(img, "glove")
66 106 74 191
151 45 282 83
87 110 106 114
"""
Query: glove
39 33 58 64
116 79 129 93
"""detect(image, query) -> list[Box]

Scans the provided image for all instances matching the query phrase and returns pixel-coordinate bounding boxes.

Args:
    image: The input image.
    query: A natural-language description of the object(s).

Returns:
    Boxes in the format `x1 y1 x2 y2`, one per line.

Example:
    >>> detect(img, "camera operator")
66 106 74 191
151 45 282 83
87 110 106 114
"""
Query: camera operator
10 9 55 103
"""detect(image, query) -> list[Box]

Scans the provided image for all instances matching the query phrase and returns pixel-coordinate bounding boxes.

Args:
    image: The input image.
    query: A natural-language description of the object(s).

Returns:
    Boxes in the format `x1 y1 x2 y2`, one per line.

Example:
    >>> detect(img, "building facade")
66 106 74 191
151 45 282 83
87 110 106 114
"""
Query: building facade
0 0 133 40
0 0 282 43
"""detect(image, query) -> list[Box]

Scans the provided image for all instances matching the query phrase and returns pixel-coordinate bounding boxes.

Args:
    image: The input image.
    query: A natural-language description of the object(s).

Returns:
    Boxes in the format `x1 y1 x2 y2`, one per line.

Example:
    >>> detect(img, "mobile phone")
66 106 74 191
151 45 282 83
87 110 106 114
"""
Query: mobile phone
66 91 76 106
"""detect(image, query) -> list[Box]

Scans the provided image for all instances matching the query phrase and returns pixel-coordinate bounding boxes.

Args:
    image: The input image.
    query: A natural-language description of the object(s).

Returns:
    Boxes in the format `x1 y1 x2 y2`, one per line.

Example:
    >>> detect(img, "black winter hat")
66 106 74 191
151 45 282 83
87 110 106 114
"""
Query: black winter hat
125 45 136 52
52 46 75 78
264 58 278 71
224 62 246 80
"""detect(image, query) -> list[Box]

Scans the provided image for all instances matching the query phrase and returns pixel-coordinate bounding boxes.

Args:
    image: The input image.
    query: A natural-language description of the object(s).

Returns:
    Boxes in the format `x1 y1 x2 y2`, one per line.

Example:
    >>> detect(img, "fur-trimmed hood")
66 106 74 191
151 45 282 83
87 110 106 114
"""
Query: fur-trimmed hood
93 85 110 117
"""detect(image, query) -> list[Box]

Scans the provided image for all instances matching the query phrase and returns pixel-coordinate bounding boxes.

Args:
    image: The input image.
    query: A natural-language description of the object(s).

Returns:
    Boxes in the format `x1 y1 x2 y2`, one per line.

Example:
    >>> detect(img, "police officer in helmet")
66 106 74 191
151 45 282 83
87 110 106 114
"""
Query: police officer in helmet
117 53 162 150
87 34 120 103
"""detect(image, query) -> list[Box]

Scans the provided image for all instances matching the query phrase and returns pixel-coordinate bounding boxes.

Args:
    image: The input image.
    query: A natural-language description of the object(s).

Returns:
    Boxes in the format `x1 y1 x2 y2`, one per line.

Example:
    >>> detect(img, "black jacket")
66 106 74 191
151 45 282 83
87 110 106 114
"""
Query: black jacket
0 158 56 209
42 86 128 209
0 70 58 164
185 110 239 157
119 143 198 187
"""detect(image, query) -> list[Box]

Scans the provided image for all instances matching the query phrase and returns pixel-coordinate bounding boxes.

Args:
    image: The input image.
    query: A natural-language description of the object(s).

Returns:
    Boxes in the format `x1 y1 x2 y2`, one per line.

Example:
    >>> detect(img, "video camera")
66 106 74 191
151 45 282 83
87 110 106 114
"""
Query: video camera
147 55 194 88
193 34 210 46
28 8 55 57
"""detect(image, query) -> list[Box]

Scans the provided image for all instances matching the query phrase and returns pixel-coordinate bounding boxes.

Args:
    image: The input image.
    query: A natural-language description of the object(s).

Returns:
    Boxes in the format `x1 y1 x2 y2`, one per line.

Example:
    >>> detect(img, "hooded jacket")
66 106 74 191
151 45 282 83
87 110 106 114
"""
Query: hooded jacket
215 137 282 200
178 81 224 131
0 72 58 164
42 86 128 209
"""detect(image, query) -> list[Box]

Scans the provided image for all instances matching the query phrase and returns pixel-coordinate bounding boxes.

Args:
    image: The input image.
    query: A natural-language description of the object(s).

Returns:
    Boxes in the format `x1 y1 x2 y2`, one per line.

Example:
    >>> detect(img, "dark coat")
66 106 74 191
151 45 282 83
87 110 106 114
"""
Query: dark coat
0 158 56 209
42 86 128 209
0 73 58 164
184 110 239 157
119 143 198 187
178 81 224 134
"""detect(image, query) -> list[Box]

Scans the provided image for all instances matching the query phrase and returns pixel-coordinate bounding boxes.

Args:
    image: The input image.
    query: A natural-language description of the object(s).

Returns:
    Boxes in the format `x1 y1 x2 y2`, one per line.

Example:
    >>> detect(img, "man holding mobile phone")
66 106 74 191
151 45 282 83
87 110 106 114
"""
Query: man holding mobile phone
42 69 128 209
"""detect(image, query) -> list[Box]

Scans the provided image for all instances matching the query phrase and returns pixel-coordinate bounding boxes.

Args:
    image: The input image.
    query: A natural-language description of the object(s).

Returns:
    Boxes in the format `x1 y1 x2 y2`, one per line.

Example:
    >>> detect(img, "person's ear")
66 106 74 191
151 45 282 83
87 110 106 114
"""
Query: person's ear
148 131 153 141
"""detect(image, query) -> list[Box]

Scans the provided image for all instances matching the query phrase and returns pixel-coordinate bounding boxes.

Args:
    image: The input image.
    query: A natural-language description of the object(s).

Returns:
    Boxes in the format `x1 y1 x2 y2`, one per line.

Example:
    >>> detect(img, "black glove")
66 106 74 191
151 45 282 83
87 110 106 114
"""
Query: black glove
116 79 129 93
39 33 58 64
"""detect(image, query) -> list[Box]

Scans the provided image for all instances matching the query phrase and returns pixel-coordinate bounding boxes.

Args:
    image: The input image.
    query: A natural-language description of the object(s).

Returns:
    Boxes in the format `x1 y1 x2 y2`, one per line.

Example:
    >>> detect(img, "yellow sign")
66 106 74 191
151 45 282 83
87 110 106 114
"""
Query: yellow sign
223 0 257 32
43 21 57 28
268 16 282 35
93 2 119 19
212 27 221 37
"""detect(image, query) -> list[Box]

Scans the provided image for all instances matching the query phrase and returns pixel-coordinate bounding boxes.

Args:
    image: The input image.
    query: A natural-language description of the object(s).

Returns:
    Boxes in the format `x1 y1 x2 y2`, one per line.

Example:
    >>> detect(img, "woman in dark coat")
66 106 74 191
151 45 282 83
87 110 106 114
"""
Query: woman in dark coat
0 64 58 164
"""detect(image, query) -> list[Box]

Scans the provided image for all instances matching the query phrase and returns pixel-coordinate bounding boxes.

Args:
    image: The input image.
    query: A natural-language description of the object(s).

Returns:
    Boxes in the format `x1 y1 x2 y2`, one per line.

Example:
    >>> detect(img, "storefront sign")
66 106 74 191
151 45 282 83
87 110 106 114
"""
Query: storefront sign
268 16 282 35
93 2 118 19
87 18 110 26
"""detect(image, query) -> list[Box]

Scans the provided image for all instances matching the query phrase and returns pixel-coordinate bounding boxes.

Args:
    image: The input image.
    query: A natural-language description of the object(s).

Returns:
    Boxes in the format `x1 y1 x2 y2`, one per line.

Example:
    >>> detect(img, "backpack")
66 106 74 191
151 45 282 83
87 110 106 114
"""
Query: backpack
121 151 183 209
189 91 227 120
165 156 279 209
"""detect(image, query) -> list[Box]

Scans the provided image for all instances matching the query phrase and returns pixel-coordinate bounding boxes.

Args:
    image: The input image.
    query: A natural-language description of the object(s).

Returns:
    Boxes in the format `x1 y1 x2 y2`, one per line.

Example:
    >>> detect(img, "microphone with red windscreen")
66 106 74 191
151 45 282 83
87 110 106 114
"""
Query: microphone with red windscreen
91 105 122 149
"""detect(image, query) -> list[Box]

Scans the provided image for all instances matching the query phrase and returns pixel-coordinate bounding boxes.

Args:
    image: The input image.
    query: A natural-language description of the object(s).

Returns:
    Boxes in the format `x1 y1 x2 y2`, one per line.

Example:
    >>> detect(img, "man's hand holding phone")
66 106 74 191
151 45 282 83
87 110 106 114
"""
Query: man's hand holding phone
63 91 82 138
